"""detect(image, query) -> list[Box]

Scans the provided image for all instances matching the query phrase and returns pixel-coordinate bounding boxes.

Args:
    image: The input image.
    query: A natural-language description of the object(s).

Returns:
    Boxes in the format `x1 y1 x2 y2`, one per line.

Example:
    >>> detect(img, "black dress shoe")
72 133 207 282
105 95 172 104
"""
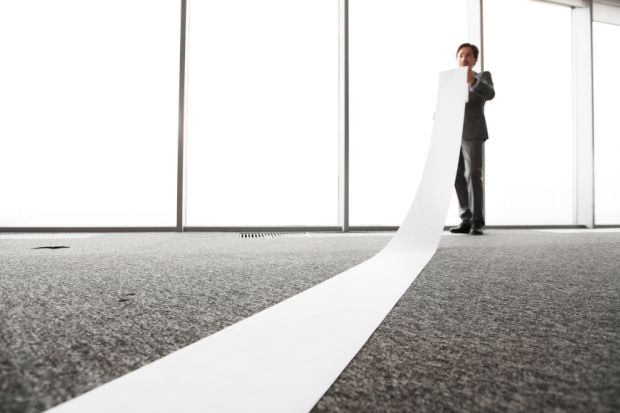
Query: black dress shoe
470 224 484 235
449 223 471 234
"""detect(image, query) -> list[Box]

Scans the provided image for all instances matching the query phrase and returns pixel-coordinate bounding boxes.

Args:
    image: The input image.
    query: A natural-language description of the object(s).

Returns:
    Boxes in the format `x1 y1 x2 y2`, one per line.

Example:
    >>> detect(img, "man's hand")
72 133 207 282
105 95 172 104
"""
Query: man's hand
467 68 476 85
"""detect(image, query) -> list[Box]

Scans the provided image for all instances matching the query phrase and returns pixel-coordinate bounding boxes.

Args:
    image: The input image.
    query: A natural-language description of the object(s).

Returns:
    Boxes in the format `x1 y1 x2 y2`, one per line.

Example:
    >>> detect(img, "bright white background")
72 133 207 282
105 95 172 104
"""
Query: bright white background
1 0 618 228
484 0 574 225
185 0 338 226
349 0 467 226
593 22 620 225
0 0 180 227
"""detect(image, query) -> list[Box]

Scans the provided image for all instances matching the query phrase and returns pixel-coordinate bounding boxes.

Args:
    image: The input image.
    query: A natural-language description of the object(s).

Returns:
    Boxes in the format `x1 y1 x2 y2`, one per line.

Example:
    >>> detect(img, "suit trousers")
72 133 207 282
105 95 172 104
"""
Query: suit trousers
454 140 485 225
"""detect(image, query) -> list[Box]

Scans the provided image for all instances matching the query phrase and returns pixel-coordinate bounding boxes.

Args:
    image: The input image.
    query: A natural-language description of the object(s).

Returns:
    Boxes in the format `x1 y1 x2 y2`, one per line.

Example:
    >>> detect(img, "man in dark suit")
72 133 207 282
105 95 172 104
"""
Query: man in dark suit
450 43 495 236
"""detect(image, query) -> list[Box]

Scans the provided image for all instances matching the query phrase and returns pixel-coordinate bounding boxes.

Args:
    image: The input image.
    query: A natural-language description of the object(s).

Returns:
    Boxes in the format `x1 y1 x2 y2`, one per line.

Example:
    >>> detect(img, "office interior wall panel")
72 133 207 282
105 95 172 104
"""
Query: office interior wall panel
593 2 620 24
185 0 338 226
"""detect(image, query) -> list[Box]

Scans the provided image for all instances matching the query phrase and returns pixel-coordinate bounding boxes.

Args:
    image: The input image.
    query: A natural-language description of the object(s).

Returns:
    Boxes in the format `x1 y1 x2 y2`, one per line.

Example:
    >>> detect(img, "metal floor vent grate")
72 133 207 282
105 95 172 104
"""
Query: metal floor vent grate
239 232 342 239
239 232 335 239
239 232 392 239
239 232 289 239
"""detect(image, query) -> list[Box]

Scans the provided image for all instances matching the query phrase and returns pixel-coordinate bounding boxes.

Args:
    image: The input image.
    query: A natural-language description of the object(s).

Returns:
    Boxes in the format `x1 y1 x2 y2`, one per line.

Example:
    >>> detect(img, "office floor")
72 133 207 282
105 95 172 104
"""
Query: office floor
1 230 618 412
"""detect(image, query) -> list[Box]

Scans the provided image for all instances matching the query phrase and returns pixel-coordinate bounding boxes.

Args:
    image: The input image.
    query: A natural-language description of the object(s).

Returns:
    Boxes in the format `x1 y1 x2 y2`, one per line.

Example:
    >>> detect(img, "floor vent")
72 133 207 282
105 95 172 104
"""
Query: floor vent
239 232 289 239
239 232 375 239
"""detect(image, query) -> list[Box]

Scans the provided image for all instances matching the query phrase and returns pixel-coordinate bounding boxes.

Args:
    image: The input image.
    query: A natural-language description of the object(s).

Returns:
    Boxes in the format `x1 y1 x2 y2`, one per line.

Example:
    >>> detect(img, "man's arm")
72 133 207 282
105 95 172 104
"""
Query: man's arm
471 71 495 101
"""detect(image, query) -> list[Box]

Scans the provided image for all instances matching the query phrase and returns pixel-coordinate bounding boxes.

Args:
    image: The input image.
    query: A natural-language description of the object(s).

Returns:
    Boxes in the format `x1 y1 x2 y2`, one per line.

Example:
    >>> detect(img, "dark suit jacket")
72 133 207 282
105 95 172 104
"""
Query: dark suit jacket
463 71 495 141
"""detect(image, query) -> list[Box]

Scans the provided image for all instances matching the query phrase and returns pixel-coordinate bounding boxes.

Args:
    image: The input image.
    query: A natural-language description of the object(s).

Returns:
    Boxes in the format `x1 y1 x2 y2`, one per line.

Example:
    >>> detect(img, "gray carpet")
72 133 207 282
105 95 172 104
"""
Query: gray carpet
0 233 385 413
1 231 618 412
313 231 620 412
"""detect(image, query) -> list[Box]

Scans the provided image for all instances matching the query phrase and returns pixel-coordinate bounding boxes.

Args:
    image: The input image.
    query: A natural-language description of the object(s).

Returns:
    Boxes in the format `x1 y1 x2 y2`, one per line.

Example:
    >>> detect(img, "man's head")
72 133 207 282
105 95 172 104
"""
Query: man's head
456 43 479 69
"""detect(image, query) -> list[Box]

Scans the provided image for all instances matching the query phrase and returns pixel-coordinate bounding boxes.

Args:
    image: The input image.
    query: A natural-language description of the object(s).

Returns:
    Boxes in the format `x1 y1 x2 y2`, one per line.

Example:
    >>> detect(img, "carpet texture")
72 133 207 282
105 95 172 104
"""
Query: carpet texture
313 231 620 412
1 231 618 412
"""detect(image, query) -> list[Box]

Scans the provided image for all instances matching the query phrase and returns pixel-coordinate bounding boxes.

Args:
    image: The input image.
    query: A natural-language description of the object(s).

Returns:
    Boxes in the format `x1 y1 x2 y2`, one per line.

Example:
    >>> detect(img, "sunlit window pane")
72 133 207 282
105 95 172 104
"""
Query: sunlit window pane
484 0 574 225
349 0 468 226
0 0 180 227
593 21 620 225
185 1 338 226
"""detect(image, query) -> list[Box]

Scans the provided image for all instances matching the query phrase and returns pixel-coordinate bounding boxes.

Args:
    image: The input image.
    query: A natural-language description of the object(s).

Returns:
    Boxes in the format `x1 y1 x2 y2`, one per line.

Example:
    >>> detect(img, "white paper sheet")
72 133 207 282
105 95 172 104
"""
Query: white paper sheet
46 68 468 413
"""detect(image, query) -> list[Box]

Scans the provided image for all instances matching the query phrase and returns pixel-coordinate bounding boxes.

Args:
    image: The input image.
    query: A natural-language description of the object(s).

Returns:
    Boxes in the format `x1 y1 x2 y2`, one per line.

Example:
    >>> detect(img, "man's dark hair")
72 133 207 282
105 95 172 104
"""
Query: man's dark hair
456 43 479 59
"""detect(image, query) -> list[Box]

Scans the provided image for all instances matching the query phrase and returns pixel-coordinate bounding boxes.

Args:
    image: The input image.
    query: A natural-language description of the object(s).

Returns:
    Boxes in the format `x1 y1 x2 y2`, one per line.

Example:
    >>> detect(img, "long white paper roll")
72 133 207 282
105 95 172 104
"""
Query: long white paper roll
46 68 468 413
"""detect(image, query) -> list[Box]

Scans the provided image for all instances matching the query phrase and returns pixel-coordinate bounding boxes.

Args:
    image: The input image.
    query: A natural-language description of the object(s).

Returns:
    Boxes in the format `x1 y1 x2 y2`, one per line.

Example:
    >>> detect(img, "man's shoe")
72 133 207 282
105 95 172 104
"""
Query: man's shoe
449 223 471 234
470 224 484 235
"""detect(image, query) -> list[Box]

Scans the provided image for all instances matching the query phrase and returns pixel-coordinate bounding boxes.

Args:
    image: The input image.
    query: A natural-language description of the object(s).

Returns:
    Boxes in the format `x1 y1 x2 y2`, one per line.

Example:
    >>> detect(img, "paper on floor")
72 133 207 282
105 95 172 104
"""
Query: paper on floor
46 68 468 413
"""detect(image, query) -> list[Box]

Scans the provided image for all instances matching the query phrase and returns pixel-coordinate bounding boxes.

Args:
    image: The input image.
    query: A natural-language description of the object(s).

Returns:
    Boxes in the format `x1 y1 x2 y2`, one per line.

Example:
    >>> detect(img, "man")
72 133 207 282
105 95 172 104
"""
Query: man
450 43 495 236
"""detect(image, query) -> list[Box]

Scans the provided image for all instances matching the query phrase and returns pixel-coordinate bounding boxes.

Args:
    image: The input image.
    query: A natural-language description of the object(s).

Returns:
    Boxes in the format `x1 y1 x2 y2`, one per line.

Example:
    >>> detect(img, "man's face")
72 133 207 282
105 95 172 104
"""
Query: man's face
457 47 477 69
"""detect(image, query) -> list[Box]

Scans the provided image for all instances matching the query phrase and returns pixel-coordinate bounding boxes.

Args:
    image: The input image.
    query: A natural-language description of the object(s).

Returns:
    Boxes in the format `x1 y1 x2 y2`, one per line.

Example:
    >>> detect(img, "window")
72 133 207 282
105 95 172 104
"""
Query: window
593 21 620 225
185 1 338 226
0 0 180 227
349 0 468 226
483 0 574 225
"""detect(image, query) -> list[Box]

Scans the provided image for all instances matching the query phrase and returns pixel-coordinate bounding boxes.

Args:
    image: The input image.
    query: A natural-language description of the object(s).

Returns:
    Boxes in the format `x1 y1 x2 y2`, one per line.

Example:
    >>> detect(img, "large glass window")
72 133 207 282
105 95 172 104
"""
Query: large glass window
593 21 620 225
0 0 180 227
349 0 468 226
185 1 338 227
483 0 574 225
